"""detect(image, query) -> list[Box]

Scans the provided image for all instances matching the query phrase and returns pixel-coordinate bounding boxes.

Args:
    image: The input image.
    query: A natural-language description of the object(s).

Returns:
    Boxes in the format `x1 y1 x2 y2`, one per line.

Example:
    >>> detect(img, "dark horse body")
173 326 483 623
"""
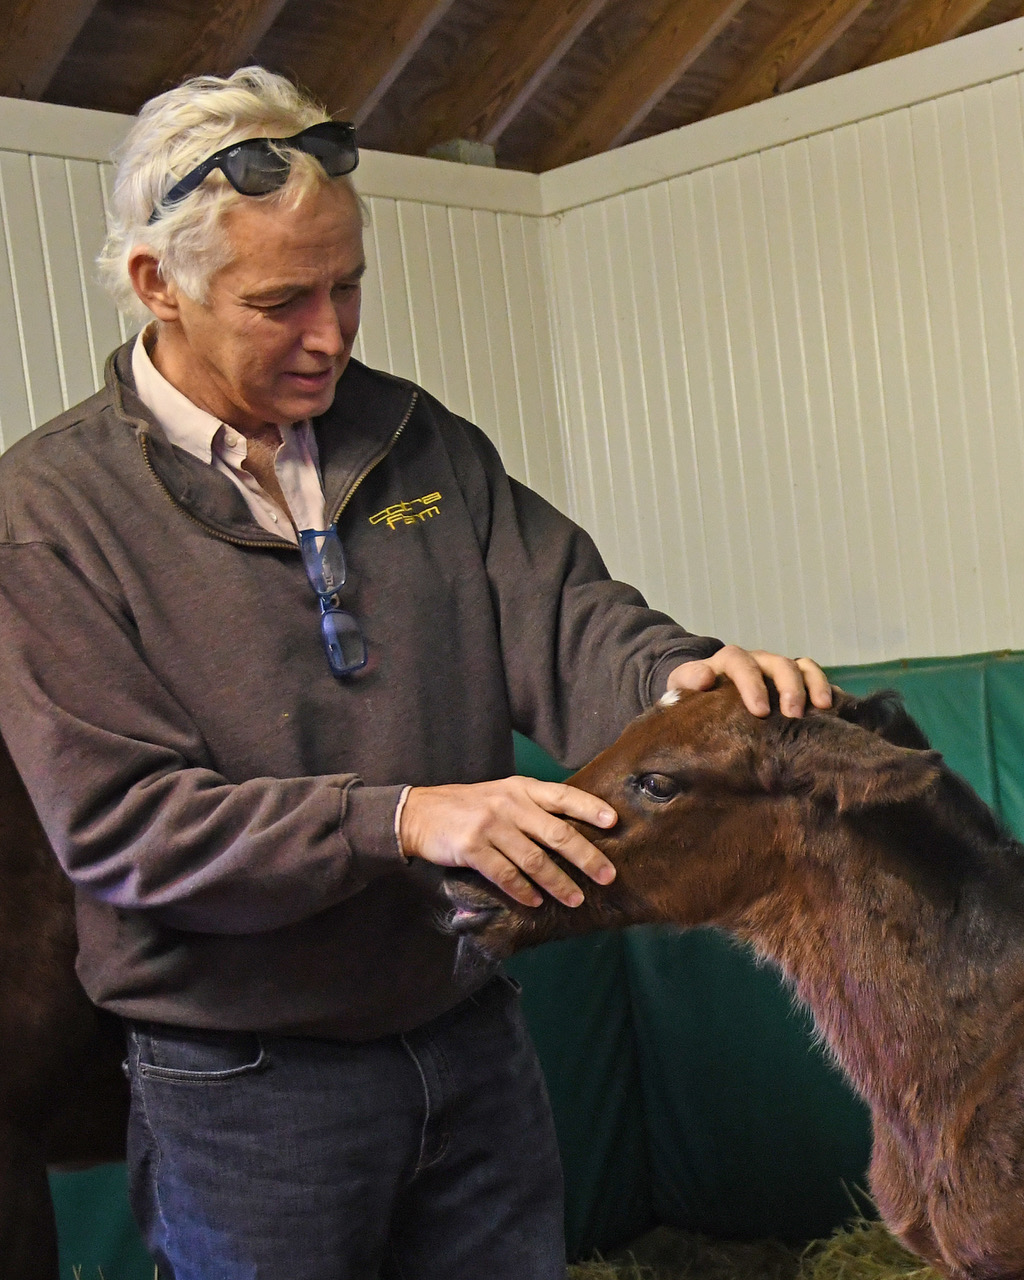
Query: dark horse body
447 683 1024 1279
0 739 128 1279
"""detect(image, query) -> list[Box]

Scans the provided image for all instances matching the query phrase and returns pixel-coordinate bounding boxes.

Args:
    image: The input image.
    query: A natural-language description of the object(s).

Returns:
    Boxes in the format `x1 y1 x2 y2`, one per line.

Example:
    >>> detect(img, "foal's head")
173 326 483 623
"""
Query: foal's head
444 681 940 958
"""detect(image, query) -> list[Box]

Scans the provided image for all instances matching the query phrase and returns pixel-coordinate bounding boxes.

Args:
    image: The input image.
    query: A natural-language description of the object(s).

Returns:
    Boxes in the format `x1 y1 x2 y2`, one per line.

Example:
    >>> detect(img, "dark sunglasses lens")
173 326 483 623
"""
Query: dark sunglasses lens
321 610 367 675
299 131 357 177
222 142 291 195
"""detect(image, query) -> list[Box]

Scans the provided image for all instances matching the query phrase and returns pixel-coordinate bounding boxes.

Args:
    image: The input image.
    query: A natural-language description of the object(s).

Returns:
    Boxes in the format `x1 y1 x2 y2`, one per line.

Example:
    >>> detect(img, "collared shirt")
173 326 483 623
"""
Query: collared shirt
131 328 326 541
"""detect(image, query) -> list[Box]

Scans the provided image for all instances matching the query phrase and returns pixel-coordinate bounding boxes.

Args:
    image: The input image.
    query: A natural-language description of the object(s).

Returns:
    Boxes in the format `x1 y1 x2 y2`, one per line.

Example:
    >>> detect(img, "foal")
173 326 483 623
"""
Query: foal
446 682 1024 1280
0 739 128 1280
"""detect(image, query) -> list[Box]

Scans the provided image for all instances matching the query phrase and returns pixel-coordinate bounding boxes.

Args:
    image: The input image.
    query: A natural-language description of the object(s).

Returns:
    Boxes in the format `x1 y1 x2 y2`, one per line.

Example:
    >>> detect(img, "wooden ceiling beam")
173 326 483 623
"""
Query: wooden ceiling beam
708 0 875 117
0 0 98 98
145 0 292 94
397 0 613 155
297 0 457 124
535 0 749 172
862 0 995 66
483 0 612 143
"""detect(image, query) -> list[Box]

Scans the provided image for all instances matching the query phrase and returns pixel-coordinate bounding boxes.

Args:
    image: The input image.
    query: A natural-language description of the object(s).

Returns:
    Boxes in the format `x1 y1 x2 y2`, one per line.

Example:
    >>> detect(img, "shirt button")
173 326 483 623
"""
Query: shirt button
270 512 279 522
224 432 239 448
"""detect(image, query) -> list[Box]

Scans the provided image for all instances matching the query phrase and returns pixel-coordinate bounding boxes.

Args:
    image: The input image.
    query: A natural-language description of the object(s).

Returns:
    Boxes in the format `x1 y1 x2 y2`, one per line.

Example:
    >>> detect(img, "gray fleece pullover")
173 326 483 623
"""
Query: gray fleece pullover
0 343 721 1039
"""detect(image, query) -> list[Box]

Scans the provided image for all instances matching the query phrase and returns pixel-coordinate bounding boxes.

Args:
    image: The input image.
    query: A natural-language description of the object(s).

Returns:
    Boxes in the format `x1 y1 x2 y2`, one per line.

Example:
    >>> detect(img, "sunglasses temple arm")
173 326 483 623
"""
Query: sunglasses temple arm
151 158 219 221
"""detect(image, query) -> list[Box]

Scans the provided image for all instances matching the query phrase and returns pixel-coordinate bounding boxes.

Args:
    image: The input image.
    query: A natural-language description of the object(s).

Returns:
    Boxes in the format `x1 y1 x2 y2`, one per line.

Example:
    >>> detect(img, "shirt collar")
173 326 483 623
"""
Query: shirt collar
131 326 224 465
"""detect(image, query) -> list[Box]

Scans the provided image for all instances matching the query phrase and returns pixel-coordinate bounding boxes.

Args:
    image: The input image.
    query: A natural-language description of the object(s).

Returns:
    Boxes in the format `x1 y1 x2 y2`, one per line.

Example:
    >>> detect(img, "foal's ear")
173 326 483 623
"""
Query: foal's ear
781 714 942 814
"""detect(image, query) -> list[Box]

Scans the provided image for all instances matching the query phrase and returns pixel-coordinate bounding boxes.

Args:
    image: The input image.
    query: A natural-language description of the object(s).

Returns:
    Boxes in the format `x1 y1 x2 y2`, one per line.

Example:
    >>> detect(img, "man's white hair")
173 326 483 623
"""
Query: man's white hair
97 66 356 321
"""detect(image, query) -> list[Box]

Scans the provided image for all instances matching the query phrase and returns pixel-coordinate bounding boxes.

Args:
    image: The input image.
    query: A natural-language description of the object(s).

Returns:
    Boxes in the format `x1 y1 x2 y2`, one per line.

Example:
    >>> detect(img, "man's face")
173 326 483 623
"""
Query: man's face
156 182 365 429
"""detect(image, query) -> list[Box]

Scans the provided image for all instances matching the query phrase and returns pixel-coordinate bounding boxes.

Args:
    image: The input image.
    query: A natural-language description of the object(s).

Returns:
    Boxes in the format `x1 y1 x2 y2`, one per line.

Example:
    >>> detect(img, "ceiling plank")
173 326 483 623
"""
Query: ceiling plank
297 0 457 123
708 0 875 117
483 0 613 143
0 0 98 98
145 0 292 93
862 0 995 66
396 0 613 156
535 0 749 170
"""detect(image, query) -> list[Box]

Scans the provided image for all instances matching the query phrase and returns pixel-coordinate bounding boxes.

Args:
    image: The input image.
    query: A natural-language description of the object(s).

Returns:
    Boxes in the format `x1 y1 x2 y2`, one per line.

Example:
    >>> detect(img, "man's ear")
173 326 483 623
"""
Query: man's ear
127 249 179 322
769 713 942 814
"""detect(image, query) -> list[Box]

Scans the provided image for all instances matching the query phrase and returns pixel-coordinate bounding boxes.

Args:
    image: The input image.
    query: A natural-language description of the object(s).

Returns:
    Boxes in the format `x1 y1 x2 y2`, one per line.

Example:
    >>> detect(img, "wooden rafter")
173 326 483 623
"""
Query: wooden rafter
863 0 995 66
708 0 875 117
395 0 613 156
535 0 749 172
0 0 97 98
144 0 292 95
296 0 457 124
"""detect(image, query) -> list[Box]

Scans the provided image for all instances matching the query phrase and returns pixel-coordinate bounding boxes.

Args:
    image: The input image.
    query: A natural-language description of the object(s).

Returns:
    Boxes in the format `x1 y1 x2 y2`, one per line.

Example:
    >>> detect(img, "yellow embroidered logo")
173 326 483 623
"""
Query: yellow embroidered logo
369 492 442 531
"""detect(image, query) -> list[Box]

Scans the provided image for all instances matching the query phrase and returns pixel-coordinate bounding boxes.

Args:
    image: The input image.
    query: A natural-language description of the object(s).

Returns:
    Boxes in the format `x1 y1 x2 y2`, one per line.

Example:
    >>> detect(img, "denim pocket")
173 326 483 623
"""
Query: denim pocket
133 1025 267 1084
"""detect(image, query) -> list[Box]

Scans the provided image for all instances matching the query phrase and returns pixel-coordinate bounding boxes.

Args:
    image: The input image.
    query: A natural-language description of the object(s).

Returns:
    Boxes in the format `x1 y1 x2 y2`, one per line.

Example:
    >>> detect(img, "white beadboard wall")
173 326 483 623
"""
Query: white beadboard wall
0 150 128 446
3 19 1024 665
542 34 1024 665
356 195 567 510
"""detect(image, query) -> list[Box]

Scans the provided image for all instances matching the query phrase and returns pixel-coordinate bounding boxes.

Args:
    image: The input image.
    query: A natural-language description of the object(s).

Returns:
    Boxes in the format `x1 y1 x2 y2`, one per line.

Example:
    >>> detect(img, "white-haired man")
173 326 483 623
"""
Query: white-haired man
0 68 830 1279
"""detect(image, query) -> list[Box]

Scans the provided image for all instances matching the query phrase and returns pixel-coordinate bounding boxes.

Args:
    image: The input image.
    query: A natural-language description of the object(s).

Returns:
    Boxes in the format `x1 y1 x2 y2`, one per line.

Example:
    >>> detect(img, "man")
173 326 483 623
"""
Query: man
0 68 830 1279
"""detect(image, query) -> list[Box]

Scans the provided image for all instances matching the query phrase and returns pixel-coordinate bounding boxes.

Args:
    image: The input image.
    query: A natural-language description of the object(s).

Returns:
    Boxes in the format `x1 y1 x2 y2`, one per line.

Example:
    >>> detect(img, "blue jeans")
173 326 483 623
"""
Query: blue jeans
124 975 565 1279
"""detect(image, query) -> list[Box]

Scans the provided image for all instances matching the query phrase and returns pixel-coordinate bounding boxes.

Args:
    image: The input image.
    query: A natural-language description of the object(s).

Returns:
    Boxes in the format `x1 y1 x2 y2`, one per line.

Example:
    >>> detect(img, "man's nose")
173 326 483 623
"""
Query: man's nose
304 296 345 354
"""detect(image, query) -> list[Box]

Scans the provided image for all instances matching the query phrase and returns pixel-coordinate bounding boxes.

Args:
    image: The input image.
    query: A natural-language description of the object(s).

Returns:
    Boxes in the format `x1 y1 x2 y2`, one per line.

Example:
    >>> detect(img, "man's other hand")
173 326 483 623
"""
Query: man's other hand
668 646 832 718
400 778 617 908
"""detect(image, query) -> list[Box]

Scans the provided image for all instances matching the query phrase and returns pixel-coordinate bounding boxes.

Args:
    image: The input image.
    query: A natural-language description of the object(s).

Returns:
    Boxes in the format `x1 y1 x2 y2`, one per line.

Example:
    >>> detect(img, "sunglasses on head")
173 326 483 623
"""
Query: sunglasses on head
148 121 358 225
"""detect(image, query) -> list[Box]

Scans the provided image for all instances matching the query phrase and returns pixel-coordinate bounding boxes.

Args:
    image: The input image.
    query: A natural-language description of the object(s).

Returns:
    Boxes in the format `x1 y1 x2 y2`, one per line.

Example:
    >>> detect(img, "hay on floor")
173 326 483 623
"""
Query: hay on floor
567 1218 943 1280
802 1220 941 1280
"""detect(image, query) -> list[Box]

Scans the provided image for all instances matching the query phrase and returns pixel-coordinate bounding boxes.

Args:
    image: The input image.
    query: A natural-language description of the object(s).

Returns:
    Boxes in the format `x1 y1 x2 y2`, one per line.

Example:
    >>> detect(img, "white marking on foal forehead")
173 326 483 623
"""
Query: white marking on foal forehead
658 688 682 707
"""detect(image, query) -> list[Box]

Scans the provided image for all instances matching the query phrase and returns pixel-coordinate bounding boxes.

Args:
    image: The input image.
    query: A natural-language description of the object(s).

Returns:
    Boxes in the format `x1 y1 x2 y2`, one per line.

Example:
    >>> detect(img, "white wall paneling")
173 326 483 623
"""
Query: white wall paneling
4 19 1024 664
0 148 124 448
355 197 566 506
543 30 1024 664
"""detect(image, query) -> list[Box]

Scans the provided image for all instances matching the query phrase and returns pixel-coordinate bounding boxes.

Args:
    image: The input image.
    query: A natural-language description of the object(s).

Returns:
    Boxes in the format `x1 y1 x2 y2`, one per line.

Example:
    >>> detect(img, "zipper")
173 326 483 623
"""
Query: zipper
138 387 418 545
139 432 287 548
328 389 418 526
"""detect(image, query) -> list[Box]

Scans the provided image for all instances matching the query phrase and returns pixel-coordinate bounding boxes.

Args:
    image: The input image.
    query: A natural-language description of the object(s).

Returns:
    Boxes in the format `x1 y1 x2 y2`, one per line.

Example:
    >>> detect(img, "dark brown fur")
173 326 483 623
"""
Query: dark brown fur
446 681 1024 1279
0 738 128 1279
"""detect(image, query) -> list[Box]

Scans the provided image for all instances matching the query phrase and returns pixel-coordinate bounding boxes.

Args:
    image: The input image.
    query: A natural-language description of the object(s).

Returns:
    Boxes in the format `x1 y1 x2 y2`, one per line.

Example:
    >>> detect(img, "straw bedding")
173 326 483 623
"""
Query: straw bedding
567 1219 942 1280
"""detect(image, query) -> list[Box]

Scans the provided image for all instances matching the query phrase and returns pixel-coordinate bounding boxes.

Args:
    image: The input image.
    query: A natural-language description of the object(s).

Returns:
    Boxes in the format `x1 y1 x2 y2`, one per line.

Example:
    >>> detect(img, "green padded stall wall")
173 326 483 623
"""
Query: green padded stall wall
507 935 652 1253
619 929 870 1243
48 651 1024 1273
49 1164 154 1279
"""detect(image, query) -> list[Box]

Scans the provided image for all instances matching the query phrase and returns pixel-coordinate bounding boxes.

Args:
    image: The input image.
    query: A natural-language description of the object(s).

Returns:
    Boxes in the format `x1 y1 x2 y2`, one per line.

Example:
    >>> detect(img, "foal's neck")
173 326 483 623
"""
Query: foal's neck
729 816 1023 1133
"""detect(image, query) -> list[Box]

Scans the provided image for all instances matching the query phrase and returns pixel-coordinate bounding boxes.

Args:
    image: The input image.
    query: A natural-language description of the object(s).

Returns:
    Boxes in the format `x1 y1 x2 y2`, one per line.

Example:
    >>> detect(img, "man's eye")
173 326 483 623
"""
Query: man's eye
249 294 296 312
634 773 683 803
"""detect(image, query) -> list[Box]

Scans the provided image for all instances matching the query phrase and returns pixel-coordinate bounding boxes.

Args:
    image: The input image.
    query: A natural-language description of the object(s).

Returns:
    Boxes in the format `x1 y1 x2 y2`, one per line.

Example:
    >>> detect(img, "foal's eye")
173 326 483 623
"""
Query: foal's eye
635 772 682 803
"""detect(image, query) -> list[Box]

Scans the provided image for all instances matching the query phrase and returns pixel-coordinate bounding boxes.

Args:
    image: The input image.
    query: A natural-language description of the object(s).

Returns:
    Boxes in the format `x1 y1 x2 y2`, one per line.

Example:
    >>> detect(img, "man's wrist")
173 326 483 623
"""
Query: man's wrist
394 784 413 861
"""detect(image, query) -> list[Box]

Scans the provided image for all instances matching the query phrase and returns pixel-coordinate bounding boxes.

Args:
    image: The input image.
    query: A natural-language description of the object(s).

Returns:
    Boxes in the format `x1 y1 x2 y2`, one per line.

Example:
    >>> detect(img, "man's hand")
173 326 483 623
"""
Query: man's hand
399 777 617 908
668 645 832 718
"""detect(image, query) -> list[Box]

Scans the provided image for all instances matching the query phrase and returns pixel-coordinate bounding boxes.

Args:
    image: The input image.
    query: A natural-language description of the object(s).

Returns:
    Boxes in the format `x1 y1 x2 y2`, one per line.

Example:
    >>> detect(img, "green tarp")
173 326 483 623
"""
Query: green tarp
49 650 1024 1273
